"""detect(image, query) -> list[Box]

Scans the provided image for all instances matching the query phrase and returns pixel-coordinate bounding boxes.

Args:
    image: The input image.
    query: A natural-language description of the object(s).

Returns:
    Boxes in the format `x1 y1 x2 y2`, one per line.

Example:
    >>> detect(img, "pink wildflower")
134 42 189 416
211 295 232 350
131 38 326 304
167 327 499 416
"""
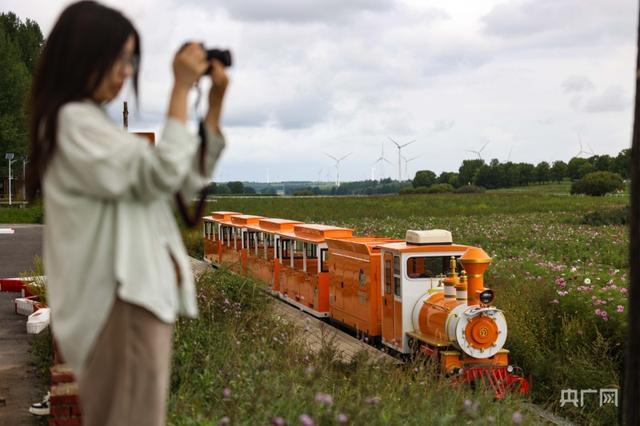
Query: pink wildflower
550 299 560 304
298 414 314 426
617 305 625 313
314 392 333 405
271 417 286 426
365 396 381 405
512 411 522 424
337 413 348 424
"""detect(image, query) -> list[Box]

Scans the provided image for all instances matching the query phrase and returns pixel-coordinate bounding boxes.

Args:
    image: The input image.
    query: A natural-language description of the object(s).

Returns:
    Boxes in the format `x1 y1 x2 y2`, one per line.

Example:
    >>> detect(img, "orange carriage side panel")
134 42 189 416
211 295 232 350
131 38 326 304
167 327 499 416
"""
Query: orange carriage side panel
326 237 400 336
231 215 264 274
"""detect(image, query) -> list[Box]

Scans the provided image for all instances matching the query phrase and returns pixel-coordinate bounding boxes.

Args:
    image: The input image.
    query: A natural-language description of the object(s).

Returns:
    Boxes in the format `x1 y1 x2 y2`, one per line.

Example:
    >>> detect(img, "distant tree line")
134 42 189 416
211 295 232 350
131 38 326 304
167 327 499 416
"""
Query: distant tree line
412 149 630 191
205 181 257 195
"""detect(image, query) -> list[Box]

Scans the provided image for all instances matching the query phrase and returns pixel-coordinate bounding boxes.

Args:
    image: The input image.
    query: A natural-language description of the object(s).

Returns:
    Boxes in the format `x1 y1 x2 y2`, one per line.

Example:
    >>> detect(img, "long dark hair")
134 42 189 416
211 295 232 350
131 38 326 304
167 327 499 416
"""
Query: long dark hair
27 0 140 200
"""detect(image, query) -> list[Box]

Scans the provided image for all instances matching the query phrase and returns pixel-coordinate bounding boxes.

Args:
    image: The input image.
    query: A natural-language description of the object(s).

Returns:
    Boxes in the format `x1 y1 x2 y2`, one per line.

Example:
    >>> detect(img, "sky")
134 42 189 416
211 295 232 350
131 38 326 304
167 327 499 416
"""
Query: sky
3 0 638 183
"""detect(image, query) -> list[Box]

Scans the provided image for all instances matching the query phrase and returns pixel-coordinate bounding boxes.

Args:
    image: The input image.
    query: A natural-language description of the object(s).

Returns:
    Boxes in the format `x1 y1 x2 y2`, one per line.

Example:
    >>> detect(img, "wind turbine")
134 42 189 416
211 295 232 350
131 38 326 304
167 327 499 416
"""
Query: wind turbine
372 143 392 180
317 168 324 183
507 146 513 162
466 141 489 160
325 152 351 186
389 137 416 181
575 134 594 158
402 155 420 180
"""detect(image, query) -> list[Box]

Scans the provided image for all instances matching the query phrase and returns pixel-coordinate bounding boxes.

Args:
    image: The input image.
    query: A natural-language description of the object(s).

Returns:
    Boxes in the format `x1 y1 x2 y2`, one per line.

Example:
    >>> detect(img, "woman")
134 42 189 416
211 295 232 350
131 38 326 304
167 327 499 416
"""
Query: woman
27 1 227 424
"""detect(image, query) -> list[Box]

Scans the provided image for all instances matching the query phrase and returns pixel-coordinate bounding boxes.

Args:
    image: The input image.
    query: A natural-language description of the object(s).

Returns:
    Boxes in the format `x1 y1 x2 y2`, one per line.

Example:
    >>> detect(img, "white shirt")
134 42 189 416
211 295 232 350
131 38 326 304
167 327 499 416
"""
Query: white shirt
42 100 225 378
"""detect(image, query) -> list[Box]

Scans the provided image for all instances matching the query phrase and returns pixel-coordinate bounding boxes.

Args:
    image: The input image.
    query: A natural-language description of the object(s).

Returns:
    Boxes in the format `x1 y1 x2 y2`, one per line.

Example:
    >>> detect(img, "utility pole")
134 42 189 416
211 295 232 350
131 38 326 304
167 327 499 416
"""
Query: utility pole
5 153 15 206
123 101 128 130
624 3 640 423
22 157 28 201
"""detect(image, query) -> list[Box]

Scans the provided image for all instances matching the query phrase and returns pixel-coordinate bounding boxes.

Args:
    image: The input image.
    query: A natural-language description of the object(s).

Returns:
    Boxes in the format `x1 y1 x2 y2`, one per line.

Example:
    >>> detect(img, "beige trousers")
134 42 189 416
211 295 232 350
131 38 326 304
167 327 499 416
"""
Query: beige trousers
78 298 173 426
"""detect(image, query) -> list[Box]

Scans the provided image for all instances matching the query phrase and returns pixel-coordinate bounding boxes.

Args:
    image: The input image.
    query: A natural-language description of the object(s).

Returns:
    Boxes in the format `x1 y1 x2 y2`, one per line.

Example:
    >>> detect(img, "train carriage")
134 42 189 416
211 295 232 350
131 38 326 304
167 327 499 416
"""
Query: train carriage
325 236 402 339
275 224 353 317
203 211 242 265
251 218 303 291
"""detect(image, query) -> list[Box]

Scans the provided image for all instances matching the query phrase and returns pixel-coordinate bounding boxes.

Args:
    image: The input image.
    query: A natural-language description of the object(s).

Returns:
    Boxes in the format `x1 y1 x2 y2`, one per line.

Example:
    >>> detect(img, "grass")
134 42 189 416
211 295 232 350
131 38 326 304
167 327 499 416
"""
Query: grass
169 269 535 425
0 201 44 224
180 190 628 425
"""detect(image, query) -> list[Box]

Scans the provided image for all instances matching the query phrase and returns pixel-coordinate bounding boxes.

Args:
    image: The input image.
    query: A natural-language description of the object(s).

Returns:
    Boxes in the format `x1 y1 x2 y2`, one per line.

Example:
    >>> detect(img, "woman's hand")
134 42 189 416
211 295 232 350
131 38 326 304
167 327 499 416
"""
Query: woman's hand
205 59 229 133
172 43 208 90
168 43 208 124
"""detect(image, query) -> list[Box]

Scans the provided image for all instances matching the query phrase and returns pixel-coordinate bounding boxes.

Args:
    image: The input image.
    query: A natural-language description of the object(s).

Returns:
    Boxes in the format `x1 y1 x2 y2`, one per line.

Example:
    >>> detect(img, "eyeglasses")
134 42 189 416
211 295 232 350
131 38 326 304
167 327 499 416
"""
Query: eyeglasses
114 52 139 73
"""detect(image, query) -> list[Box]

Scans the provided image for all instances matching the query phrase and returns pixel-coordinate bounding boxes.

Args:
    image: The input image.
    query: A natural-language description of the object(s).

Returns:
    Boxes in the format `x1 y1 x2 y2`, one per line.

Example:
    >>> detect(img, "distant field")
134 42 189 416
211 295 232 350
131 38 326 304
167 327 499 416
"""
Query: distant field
191 191 628 424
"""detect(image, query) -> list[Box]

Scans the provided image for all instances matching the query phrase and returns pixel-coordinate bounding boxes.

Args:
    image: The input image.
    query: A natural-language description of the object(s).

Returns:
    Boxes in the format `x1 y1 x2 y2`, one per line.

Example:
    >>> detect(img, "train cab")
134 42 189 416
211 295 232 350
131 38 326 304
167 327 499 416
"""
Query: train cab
275 224 353 318
204 211 242 266
376 230 472 354
256 218 304 294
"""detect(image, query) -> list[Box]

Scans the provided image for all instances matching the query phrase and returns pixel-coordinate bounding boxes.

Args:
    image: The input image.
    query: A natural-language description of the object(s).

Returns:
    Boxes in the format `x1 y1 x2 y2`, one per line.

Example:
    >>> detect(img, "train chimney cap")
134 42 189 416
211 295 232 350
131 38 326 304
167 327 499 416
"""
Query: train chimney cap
405 229 452 245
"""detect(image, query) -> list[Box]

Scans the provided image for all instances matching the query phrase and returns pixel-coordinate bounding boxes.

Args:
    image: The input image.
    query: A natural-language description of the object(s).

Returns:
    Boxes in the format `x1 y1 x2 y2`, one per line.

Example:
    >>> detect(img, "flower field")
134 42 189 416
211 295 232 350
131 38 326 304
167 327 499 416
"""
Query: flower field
177 190 628 424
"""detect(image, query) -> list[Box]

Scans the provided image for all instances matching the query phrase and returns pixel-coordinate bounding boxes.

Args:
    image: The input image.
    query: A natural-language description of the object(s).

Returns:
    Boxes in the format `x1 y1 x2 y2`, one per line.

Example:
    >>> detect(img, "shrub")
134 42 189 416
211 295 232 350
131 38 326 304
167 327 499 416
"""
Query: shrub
571 172 624 196
426 183 455 193
455 184 486 194
581 206 629 226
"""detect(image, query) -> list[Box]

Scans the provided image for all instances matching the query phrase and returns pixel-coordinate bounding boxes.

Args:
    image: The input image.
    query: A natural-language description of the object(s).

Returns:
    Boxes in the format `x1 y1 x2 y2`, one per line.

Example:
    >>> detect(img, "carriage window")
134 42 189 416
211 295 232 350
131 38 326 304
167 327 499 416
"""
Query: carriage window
293 240 304 258
406 256 461 279
393 255 401 297
384 259 392 294
320 248 328 272
281 239 291 259
304 243 317 259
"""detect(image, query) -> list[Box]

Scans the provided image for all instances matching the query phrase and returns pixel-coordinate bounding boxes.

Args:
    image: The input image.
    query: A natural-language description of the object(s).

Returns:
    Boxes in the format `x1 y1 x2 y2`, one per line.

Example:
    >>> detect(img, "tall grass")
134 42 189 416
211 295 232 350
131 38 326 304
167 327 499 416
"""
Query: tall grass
169 270 534 425
185 193 629 425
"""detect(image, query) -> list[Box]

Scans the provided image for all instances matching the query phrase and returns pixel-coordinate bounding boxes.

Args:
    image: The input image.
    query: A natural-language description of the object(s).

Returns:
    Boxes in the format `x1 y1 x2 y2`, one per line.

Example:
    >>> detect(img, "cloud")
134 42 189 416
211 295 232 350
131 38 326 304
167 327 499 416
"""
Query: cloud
191 0 395 24
562 75 595 93
584 86 630 113
431 120 455 132
481 0 635 48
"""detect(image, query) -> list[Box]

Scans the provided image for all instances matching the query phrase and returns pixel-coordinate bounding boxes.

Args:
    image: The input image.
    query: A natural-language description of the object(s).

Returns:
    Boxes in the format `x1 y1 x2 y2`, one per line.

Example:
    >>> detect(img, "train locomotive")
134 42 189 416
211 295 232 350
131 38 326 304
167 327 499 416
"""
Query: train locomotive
202 211 529 398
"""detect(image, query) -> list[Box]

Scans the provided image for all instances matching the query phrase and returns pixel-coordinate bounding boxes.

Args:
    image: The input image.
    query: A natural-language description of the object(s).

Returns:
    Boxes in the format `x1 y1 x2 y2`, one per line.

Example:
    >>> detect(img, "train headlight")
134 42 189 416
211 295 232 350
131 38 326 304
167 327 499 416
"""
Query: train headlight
479 289 494 305
507 365 514 373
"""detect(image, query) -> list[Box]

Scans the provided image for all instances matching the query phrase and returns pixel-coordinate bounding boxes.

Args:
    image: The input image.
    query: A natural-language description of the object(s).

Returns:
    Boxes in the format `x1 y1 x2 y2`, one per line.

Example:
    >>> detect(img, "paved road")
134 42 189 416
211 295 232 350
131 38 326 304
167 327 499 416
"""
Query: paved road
0 291 45 425
0 224 45 425
0 225 43 278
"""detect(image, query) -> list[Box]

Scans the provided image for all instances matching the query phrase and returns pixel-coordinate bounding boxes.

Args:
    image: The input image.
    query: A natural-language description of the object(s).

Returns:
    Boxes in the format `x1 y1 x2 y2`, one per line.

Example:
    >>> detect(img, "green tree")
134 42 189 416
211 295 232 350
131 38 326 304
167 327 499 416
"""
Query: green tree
571 171 624 196
567 157 590 180
535 161 551 183
226 181 244 194
550 161 568 181
0 13 43 160
412 170 436 188
458 159 484 186
613 149 630 178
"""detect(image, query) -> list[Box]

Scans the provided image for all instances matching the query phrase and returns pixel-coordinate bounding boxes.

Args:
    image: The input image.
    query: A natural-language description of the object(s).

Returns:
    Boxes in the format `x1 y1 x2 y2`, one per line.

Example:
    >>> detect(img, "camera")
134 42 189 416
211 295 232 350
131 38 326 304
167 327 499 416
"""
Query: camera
206 48 232 68
180 43 233 74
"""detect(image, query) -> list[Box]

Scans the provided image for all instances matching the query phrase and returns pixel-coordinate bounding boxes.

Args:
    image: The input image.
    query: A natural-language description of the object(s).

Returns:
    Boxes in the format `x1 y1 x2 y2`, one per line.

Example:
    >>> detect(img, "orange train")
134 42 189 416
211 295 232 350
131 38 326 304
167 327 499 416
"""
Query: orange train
202 211 529 398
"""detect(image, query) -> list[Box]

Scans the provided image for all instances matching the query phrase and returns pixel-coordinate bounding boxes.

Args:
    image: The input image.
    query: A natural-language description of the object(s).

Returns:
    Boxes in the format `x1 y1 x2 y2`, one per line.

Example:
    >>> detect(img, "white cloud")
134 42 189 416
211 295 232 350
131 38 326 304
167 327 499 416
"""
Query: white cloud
2 0 637 180
584 86 630 113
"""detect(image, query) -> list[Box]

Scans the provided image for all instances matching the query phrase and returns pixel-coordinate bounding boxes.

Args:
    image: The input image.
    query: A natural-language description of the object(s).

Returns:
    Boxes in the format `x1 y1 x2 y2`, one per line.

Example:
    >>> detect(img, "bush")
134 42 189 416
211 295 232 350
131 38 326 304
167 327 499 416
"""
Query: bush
571 172 624 196
581 206 629 226
426 183 455 193
455 185 486 194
